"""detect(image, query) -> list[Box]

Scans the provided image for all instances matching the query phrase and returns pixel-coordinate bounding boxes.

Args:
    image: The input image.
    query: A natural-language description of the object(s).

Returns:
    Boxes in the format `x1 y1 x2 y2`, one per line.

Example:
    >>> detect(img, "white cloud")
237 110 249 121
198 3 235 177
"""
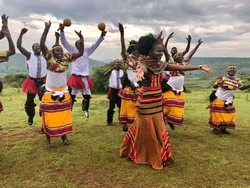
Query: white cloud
1 0 250 60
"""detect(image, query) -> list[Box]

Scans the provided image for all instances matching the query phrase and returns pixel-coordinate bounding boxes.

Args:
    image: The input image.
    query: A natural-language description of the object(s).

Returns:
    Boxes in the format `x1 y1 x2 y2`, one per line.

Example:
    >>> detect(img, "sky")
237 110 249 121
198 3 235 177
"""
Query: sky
1 0 250 61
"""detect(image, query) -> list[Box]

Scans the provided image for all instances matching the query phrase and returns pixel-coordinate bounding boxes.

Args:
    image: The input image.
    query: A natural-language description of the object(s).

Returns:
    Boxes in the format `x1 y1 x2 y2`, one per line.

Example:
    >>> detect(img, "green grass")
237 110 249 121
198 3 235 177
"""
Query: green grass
0 87 249 188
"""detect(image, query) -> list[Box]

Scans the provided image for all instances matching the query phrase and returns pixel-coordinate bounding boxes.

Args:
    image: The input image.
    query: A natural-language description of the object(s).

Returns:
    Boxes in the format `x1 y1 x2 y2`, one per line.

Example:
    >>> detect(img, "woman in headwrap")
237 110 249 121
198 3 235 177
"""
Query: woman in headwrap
39 21 84 148
208 65 243 135
120 33 213 170
162 39 203 130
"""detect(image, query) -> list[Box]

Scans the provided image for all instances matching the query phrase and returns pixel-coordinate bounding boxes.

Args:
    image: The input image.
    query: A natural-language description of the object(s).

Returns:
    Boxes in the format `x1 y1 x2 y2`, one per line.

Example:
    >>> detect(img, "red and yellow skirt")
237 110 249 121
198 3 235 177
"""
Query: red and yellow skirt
208 98 235 129
40 87 73 137
162 90 185 125
118 86 140 124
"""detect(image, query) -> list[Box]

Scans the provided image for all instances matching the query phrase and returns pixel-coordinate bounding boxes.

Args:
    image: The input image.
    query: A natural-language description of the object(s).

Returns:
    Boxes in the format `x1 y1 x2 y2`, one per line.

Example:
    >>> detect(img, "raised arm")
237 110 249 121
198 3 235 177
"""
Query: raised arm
0 14 6 40
185 39 202 61
59 24 76 53
40 21 51 56
118 23 126 58
1 14 15 56
72 30 84 59
86 30 106 56
164 32 174 62
17 28 31 59
182 35 191 56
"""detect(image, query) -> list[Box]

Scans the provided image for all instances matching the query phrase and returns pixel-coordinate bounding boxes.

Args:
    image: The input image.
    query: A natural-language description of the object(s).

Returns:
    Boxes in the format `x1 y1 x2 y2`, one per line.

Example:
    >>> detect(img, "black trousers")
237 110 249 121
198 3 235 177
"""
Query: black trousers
25 93 36 117
108 88 121 111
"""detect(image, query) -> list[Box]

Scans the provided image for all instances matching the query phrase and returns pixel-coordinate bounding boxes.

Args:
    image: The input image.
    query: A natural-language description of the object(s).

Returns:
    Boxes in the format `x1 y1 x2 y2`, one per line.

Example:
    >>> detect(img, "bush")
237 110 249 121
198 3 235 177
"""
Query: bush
3 74 27 88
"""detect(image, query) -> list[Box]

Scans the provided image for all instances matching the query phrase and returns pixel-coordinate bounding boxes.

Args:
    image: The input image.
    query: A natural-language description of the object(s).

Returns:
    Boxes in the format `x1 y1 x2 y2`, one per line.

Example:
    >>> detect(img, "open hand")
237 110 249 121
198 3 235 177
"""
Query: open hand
134 67 145 81
45 21 51 30
75 30 83 39
1 14 8 27
201 65 213 74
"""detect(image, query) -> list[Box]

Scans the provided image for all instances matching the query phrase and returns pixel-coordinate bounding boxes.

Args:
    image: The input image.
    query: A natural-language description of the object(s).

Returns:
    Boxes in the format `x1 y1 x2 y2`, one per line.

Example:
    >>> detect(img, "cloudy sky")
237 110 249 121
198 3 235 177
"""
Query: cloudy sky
1 0 250 61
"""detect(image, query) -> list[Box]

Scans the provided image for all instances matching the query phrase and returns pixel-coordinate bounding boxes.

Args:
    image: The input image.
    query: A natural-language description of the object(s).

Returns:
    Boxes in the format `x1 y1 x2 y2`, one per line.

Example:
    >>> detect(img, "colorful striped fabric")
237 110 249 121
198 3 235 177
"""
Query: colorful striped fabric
163 90 185 125
40 91 73 137
209 98 236 129
120 59 174 170
119 86 140 124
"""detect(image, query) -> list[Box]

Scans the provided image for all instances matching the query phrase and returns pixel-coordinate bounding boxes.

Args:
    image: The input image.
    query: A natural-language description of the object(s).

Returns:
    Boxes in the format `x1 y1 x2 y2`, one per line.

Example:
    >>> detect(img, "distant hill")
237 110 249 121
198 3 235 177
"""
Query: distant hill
180 57 250 79
0 55 249 80
0 53 107 78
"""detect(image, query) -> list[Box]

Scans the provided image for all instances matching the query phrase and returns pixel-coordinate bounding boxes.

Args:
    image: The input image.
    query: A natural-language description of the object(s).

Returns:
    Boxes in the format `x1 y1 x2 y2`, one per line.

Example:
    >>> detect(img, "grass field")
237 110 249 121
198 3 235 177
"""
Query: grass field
0 87 249 188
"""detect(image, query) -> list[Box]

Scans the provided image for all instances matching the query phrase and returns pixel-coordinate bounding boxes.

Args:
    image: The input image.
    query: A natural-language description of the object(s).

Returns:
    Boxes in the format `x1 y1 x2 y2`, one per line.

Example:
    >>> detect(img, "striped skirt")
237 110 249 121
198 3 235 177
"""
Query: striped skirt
119 86 140 124
40 88 73 137
120 86 173 170
162 90 185 125
209 98 236 129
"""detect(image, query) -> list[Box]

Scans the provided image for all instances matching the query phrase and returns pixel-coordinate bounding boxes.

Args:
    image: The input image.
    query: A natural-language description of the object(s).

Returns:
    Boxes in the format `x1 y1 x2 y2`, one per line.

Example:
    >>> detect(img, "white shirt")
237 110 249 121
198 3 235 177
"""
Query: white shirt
109 69 124 89
45 70 67 89
127 69 139 87
167 75 185 92
27 54 47 78
215 87 235 102
60 31 104 76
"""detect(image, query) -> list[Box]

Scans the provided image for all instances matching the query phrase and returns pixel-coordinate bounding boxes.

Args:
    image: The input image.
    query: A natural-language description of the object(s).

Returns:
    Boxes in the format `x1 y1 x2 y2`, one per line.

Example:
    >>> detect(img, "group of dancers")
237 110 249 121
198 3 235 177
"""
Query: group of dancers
0 14 246 170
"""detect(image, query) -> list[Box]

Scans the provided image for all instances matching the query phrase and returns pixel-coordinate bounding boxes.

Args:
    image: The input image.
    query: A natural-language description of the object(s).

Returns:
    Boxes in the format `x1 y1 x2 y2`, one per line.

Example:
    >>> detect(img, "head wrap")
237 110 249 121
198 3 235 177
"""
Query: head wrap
52 45 62 51
227 65 236 71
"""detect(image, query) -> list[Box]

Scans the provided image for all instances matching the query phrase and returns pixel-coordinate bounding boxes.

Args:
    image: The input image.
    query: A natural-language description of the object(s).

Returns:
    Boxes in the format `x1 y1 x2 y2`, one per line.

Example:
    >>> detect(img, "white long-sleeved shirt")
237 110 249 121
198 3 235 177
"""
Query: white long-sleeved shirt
60 31 104 76
109 69 124 89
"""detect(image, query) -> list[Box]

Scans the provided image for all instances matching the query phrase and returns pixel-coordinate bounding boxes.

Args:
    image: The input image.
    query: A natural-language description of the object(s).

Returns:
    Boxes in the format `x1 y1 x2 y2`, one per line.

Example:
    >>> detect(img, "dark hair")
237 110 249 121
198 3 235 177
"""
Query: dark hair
52 44 61 48
137 33 158 56
127 44 136 54
129 40 137 45
127 40 137 54
32 43 39 50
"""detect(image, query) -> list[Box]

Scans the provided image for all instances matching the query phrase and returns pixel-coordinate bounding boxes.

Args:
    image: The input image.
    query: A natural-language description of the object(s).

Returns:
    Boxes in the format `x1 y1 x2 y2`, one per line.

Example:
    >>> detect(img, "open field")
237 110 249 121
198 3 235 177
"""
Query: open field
0 87 249 188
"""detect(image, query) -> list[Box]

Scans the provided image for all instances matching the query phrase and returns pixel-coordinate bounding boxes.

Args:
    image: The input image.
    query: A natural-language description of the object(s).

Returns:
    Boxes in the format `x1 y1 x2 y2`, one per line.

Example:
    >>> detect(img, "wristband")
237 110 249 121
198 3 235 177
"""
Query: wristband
199 65 203 69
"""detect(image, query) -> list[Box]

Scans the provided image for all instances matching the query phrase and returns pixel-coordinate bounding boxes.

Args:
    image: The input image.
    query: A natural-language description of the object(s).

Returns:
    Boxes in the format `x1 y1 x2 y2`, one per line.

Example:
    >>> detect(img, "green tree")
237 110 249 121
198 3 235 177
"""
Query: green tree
3 73 26 88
